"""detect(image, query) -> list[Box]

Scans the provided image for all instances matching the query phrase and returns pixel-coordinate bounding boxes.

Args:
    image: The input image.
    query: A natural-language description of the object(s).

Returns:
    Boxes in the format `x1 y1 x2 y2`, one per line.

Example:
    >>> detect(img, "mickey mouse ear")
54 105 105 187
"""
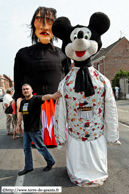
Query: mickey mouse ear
52 17 72 40
88 12 110 35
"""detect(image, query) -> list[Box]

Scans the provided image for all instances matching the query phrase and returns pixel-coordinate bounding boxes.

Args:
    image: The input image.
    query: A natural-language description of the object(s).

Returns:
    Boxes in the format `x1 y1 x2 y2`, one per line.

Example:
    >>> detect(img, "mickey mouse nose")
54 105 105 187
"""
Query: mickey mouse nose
78 30 84 39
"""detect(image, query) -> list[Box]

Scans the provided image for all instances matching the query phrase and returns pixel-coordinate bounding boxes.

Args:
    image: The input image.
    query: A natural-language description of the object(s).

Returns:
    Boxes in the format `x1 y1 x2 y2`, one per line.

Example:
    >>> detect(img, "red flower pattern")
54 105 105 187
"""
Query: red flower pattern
93 71 98 77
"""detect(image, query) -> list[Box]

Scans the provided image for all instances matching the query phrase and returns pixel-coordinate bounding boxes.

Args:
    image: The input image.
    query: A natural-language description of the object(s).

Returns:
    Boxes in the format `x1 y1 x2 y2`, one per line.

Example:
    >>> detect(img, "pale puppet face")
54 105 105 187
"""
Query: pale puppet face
34 11 54 44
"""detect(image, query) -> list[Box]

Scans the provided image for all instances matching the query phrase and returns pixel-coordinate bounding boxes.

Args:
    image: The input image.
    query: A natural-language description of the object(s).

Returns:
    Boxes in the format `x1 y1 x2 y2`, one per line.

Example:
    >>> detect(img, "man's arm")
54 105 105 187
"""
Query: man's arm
3 97 11 109
4 103 8 109
16 112 23 134
17 98 23 118
42 91 62 101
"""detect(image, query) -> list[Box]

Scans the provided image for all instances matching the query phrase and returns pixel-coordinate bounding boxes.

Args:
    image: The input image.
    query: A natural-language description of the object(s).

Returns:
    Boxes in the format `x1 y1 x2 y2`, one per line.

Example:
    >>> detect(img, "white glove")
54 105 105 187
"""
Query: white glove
57 145 65 150
107 140 121 146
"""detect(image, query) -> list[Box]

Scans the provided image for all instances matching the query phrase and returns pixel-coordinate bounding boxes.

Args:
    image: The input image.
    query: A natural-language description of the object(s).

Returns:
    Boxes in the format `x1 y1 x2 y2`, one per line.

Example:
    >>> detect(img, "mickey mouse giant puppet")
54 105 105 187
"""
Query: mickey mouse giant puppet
52 12 121 187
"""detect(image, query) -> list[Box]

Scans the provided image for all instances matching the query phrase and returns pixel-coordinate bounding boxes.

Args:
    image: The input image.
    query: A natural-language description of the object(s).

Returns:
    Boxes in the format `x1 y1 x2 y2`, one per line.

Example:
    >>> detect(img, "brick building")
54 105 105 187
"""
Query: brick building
92 37 129 84
0 74 14 95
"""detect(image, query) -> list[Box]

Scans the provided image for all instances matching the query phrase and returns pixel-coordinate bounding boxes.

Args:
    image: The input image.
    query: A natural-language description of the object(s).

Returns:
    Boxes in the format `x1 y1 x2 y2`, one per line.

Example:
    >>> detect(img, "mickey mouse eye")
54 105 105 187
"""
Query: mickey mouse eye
74 35 77 40
84 34 89 39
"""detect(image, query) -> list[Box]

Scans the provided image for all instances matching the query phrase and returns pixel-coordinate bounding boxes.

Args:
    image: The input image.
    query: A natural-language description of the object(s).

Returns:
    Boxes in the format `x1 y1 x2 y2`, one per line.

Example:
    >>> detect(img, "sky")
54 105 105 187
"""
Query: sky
0 0 129 80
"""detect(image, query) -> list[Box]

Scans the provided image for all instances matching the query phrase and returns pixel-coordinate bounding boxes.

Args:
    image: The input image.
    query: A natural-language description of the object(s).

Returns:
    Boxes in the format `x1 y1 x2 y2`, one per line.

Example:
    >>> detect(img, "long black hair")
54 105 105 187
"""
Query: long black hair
30 6 57 44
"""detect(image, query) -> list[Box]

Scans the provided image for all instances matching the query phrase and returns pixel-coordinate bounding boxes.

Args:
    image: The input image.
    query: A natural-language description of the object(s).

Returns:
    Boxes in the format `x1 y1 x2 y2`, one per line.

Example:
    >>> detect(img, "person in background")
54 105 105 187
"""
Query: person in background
3 88 14 135
115 85 119 100
14 6 71 146
16 84 62 176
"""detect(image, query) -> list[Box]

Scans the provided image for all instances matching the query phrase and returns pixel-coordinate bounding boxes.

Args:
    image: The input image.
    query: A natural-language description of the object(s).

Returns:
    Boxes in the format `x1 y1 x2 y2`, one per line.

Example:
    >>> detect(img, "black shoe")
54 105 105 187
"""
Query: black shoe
18 169 33 176
43 162 55 172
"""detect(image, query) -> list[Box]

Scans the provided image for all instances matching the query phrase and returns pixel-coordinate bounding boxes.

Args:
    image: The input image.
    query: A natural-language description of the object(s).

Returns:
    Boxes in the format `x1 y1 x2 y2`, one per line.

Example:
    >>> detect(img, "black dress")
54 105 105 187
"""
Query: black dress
14 42 71 100
14 42 71 145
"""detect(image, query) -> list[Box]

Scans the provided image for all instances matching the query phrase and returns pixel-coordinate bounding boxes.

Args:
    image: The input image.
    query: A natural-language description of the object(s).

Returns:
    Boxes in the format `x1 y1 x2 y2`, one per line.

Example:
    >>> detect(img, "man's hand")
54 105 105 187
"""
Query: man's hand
52 91 62 100
16 125 21 134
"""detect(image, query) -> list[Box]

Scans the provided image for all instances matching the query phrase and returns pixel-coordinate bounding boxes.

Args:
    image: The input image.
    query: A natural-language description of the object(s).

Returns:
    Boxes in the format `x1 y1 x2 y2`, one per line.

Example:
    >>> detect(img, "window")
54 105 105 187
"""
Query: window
97 63 100 72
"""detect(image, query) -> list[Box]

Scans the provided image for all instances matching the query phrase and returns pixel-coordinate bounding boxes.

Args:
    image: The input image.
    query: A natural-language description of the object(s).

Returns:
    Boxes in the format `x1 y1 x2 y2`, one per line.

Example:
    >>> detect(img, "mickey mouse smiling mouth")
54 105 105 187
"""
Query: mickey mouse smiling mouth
75 51 86 57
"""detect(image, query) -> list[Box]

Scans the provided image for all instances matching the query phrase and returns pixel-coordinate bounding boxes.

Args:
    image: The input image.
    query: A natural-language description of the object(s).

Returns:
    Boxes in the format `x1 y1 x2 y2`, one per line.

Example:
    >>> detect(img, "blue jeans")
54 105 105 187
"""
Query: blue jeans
23 129 55 170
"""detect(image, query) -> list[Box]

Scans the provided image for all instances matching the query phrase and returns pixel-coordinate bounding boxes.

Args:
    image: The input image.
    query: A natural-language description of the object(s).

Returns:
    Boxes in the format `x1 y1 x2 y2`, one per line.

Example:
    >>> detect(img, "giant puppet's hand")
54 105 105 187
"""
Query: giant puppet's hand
107 140 121 146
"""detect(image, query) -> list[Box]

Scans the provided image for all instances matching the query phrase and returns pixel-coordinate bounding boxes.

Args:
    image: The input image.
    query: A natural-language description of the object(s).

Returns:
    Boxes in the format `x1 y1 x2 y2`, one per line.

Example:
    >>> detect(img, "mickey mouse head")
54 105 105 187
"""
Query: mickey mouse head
52 12 110 62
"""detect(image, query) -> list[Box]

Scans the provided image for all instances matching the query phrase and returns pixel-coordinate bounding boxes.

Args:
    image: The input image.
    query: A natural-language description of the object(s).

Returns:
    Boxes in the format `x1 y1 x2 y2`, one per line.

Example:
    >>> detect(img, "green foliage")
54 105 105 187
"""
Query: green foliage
112 69 129 88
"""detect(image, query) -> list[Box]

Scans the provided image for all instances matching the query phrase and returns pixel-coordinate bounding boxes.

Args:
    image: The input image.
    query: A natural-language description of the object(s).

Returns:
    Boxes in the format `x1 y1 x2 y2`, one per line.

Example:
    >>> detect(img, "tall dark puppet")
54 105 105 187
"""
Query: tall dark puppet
14 7 71 146
52 12 121 186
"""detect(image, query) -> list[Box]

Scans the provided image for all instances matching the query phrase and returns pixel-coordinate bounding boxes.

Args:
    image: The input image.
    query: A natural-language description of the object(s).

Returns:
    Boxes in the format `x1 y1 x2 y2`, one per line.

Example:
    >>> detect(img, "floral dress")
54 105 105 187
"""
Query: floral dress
54 66 119 187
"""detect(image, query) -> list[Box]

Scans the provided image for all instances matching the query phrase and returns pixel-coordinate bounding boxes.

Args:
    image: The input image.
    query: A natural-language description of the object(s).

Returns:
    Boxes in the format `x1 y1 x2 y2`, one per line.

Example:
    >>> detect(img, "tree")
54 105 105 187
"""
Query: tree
112 69 129 88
